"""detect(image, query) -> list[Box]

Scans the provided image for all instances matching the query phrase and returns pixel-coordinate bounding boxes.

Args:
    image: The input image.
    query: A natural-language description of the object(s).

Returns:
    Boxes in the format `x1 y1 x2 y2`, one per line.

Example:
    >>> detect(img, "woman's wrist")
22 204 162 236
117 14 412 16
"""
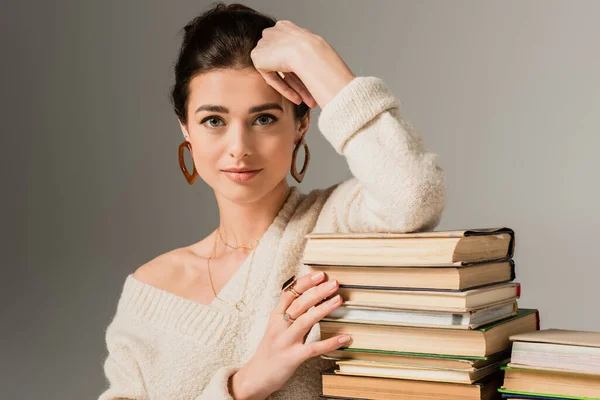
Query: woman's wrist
292 36 355 109
230 365 271 400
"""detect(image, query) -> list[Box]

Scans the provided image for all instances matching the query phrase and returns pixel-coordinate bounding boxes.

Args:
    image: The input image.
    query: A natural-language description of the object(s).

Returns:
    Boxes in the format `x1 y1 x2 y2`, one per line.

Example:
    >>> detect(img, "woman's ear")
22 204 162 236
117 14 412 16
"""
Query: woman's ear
178 119 190 141
295 110 311 142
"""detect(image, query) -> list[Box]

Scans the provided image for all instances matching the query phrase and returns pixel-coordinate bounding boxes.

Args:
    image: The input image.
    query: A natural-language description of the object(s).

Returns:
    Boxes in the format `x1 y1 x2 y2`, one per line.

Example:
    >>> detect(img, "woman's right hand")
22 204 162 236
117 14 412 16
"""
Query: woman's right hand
230 270 351 400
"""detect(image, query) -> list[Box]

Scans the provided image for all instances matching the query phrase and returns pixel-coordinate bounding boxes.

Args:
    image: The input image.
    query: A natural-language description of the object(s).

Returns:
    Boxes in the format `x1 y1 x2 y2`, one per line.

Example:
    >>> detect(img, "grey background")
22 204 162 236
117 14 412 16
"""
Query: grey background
3 0 599 398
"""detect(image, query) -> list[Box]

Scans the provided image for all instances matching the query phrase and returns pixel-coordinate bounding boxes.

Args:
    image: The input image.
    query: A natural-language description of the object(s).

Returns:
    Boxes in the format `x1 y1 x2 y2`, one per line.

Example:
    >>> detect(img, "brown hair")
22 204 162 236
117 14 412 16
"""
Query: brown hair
169 2 310 125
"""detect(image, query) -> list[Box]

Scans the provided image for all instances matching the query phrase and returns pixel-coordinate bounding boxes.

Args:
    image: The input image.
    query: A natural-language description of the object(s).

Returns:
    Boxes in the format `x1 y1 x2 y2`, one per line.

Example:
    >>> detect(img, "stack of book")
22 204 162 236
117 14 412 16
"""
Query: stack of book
499 329 600 399
301 227 540 400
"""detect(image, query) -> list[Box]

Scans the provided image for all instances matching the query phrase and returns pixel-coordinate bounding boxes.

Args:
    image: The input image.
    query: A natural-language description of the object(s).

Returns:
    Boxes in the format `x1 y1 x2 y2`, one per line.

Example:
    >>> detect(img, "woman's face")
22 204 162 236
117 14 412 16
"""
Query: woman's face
179 67 310 204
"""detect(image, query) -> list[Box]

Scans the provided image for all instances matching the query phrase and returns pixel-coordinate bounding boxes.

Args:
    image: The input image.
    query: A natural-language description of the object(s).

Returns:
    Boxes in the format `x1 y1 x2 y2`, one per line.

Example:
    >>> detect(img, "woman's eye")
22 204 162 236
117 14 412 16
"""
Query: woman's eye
200 114 277 129
254 114 277 126
201 116 224 128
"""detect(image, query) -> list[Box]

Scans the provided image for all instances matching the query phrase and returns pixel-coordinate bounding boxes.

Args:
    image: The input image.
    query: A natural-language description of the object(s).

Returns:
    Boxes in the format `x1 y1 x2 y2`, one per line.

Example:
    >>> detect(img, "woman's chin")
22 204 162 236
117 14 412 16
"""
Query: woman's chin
218 179 268 203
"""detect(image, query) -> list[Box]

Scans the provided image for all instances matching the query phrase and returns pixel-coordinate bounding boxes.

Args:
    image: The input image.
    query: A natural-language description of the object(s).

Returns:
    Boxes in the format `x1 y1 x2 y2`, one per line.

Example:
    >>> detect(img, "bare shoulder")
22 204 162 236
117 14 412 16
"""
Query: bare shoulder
132 247 192 288
132 233 214 289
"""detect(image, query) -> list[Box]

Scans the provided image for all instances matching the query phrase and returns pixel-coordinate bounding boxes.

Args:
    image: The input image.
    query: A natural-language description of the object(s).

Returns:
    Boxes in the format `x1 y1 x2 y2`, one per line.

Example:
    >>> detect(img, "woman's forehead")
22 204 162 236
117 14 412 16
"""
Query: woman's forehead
188 68 289 114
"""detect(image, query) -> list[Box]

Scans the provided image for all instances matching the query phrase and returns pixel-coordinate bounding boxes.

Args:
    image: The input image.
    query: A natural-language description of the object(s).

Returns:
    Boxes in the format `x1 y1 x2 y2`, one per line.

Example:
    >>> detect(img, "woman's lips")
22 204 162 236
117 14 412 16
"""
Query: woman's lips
222 169 262 182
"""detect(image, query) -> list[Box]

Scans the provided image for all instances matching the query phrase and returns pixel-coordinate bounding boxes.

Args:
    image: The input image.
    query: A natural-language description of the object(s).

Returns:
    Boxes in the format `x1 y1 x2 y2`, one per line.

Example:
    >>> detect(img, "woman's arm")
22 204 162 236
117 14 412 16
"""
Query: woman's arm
251 21 445 233
290 36 446 234
310 75 447 233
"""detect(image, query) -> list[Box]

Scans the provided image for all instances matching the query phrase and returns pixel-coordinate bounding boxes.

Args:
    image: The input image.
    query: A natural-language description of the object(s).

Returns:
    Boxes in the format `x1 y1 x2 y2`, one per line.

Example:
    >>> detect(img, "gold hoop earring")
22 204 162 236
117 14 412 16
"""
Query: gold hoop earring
178 140 198 185
291 134 310 183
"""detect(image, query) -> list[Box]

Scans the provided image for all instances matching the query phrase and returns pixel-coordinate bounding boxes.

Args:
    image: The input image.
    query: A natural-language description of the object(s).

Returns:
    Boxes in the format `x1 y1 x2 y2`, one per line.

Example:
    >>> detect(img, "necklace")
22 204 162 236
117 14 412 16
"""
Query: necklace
207 227 259 313
217 228 259 250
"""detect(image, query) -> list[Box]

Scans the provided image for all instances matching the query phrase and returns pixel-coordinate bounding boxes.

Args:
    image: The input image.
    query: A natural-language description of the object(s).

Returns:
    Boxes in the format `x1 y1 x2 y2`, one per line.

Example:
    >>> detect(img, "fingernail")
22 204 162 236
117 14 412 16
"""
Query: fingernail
311 271 324 281
338 335 351 344
326 280 337 289
328 294 341 304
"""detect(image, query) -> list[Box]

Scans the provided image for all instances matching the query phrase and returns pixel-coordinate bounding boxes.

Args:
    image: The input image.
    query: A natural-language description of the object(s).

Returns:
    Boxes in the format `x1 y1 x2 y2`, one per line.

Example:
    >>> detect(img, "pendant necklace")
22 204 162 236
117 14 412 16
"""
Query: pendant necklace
206 227 260 313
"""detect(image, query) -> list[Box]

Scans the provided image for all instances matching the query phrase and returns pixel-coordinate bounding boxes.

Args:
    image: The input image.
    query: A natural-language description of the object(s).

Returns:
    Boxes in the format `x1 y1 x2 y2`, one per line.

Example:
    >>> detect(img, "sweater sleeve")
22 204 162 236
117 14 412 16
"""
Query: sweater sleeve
313 76 446 234
193 365 241 400
98 317 148 400
99 313 243 400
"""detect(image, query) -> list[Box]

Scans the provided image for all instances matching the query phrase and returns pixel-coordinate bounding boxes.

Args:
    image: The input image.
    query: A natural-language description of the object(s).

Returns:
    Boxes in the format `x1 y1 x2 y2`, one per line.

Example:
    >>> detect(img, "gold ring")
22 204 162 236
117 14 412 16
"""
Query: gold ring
277 71 286 80
283 312 295 323
282 276 300 297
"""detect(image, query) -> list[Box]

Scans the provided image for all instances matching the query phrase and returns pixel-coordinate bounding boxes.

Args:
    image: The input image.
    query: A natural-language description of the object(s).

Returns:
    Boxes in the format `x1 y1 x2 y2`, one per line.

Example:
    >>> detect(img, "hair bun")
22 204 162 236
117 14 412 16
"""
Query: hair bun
222 3 259 13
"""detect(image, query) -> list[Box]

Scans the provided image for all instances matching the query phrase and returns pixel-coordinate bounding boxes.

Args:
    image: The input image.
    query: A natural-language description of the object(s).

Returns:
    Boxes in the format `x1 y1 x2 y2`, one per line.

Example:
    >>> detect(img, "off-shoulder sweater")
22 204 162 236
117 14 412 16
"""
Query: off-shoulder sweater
98 76 446 399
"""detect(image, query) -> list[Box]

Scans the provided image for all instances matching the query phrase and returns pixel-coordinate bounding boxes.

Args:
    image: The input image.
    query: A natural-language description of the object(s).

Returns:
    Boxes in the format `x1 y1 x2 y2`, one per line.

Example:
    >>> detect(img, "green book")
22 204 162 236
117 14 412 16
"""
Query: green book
498 388 598 400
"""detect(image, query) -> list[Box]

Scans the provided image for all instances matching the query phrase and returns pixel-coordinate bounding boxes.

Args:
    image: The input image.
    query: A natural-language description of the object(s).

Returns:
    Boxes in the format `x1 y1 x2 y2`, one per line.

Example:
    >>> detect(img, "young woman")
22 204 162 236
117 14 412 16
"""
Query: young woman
99 3 446 400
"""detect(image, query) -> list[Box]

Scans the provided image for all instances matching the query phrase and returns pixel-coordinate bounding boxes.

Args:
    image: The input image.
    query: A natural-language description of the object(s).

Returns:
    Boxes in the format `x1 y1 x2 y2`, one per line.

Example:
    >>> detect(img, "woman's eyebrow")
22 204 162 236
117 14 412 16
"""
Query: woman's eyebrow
248 103 284 113
195 103 284 114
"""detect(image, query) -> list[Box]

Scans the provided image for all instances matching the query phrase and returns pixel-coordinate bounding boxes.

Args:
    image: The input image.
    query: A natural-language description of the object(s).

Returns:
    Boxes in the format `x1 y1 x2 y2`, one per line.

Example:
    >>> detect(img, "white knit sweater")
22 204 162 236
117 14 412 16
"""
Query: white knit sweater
98 76 446 399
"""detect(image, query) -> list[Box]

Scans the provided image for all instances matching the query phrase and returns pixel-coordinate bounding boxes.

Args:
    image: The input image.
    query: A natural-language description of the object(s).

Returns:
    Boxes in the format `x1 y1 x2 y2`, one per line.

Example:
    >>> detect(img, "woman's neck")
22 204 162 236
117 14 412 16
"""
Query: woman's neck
214 180 291 251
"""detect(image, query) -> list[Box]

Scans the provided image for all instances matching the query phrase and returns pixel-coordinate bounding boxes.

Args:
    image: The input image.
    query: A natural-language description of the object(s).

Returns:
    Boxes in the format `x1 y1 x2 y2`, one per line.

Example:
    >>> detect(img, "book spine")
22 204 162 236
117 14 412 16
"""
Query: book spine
510 260 516 281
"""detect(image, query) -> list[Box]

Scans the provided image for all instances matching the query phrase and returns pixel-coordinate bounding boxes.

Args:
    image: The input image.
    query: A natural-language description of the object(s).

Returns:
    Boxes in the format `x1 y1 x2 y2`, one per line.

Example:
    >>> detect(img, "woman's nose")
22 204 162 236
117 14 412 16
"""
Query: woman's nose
227 124 253 159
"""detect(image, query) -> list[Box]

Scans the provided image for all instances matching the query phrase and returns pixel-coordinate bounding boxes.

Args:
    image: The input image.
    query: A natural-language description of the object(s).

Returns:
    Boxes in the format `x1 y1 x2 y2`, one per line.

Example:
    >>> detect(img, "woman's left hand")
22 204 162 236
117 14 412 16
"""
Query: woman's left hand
251 20 355 109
